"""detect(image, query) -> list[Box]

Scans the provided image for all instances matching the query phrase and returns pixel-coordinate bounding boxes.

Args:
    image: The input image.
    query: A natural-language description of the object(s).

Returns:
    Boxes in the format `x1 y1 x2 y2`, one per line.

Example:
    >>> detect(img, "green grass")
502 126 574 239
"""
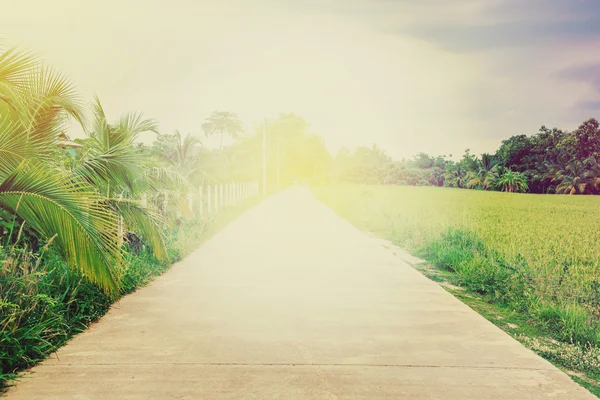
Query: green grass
313 184 600 394
0 196 261 389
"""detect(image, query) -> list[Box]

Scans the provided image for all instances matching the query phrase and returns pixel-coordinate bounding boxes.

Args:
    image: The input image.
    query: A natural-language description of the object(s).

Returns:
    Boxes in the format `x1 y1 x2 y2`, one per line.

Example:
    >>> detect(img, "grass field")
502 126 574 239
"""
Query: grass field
313 184 600 394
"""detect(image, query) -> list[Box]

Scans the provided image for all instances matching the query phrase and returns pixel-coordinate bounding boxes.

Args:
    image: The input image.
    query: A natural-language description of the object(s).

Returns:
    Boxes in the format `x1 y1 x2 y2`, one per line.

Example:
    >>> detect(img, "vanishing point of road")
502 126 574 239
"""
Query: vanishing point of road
6 187 595 399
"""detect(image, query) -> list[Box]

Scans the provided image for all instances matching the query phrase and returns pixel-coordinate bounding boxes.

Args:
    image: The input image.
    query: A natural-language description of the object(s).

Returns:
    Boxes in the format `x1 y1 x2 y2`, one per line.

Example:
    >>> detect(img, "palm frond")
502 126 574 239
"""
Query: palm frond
0 46 39 94
108 198 168 262
0 118 29 176
0 160 123 295
22 65 85 147
118 112 158 137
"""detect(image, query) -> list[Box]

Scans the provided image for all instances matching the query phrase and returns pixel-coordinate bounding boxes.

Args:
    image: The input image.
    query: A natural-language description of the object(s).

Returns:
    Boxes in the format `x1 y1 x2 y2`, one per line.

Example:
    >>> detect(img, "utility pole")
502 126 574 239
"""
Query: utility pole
262 119 267 196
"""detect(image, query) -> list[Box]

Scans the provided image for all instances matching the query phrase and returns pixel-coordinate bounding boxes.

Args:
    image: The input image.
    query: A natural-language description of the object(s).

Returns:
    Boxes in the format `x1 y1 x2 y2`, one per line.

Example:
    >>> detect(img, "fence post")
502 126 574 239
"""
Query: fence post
199 186 204 217
207 186 212 213
187 192 193 213
219 183 225 209
214 185 218 212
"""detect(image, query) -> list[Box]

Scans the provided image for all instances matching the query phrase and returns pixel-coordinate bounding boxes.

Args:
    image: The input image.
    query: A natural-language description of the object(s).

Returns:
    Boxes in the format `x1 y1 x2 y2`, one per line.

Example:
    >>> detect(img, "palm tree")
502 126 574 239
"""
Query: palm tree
74 98 158 194
584 156 600 193
466 153 498 189
201 111 243 150
496 170 529 193
72 98 169 261
553 159 593 195
159 130 201 177
0 47 123 295
444 164 466 188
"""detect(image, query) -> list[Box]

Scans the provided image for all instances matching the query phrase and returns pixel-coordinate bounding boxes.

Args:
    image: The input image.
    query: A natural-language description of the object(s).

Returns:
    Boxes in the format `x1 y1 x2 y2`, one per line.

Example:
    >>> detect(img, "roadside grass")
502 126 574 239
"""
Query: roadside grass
313 184 600 396
0 196 261 390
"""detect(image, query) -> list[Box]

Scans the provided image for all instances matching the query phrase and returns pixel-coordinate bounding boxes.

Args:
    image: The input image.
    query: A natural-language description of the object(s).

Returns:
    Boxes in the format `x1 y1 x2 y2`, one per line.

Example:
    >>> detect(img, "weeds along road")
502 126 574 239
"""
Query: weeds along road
6 186 595 399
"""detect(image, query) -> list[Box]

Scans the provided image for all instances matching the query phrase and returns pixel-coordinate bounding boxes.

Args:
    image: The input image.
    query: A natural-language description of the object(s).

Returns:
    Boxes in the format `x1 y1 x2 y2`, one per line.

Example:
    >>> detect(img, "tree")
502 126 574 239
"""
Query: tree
553 159 594 195
496 170 529 193
443 162 467 188
71 98 169 262
155 130 201 179
572 118 600 160
202 111 243 150
466 153 498 190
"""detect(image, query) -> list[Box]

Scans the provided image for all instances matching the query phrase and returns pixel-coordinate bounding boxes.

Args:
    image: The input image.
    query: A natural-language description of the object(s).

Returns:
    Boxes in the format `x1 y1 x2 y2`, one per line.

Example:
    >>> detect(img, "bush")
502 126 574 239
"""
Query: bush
416 229 511 297
416 229 487 272
455 256 510 298
535 302 600 346
0 248 108 384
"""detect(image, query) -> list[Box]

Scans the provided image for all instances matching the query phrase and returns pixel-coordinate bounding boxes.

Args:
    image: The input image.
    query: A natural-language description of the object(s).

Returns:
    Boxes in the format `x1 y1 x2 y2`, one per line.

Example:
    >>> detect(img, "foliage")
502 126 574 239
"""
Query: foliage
332 119 600 195
495 170 529 193
0 47 124 295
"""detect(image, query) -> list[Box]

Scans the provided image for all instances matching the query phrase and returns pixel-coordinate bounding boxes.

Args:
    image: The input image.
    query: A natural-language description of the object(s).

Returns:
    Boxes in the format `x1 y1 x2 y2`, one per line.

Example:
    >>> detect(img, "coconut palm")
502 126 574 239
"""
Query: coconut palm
466 153 498 189
159 130 201 177
0 47 122 295
553 159 594 195
444 164 467 188
201 111 243 150
72 98 169 261
584 157 600 193
74 98 158 194
496 170 529 193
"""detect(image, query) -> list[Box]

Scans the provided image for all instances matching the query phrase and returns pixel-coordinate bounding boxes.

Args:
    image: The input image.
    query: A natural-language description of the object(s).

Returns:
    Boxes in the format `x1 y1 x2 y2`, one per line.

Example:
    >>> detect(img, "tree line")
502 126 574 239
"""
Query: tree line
331 119 600 194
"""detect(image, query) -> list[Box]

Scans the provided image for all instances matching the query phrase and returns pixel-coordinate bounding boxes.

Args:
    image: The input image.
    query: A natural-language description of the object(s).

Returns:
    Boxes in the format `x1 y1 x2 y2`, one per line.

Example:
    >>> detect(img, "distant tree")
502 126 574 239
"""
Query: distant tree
553 159 595 195
572 118 600 160
496 170 529 193
167 131 200 175
202 111 243 150
466 153 498 190
443 162 467 188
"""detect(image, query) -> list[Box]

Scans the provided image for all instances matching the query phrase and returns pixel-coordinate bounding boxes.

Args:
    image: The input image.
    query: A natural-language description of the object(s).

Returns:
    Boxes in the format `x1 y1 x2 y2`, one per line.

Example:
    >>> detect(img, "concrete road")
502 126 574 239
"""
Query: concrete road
6 187 595 399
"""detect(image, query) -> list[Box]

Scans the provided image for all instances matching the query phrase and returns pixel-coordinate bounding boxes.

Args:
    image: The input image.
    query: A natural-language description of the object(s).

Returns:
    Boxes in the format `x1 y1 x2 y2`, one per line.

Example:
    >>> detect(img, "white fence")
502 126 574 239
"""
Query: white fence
185 180 260 217
140 180 260 219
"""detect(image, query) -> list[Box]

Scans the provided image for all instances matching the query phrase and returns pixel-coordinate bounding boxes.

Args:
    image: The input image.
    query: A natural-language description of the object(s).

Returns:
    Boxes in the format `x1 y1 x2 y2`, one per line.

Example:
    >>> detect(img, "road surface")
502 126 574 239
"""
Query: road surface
6 187 595 399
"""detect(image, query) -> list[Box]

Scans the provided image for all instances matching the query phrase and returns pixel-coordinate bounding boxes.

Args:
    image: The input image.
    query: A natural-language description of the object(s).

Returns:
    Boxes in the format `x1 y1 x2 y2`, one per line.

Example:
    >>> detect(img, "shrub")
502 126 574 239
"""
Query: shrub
535 302 600 346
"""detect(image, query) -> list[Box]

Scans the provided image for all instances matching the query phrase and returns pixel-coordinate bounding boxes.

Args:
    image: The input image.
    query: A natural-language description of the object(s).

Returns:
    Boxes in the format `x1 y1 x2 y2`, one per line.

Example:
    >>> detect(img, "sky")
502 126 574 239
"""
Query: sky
2 0 600 159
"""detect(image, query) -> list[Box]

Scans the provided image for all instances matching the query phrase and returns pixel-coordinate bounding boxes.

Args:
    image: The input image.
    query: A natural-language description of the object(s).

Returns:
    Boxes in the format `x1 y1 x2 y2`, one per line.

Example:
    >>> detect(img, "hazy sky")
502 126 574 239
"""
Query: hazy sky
2 0 600 159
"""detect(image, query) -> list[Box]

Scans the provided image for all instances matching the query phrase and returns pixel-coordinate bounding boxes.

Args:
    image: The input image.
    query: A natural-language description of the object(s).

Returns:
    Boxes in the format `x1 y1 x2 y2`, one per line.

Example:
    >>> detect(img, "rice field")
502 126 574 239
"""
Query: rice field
313 184 600 345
